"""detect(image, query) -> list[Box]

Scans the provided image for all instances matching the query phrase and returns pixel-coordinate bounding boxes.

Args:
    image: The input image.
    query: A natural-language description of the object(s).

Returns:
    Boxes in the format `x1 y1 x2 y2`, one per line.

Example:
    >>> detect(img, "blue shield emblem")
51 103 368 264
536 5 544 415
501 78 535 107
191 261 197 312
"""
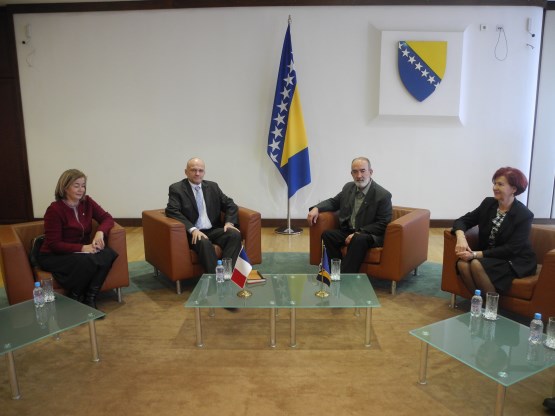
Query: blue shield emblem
398 41 447 102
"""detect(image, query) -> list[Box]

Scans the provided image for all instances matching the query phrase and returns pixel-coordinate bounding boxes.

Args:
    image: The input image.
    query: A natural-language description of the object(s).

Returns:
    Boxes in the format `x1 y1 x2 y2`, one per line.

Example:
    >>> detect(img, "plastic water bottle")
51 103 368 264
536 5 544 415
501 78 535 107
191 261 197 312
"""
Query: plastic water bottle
33 281 45 308
470 289 483 317
215 260 225 283
528 312 544 344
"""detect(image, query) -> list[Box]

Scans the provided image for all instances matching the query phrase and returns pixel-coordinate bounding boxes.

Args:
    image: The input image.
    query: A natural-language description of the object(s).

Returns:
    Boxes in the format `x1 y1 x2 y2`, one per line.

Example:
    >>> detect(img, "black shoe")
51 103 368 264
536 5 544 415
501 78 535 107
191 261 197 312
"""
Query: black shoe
84 285 101 310
544 397 555 410
224 308 239 313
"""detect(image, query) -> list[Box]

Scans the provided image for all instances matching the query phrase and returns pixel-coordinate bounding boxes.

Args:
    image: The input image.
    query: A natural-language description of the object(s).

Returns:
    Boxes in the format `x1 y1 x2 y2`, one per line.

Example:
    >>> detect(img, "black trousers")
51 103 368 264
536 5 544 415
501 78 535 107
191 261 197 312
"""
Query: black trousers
189 227 242 274
38 247 118 295
321 229 376 273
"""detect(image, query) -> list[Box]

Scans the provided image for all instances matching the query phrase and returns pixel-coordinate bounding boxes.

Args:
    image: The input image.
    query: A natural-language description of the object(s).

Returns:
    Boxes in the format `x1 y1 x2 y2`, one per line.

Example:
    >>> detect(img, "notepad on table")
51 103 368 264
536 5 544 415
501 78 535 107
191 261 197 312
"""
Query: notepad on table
247 270 266 284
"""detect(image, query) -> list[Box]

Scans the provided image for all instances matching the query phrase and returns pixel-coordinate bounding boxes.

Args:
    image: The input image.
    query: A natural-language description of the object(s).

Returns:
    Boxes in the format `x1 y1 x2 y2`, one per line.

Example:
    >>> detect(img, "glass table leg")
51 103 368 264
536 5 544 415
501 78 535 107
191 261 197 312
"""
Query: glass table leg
495 384 506 416
88 320 100 362
289 308 297 348
365 307 372 347
270 308 276 348
6 351 21 400
418 342 428 385
194 307 204 347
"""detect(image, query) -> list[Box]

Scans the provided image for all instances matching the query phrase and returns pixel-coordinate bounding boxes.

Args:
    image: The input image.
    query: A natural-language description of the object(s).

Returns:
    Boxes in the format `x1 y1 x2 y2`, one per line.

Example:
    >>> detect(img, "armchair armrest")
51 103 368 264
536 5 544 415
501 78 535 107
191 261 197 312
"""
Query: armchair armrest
238 206 262 265
142 209 193 280
309 211 339 265
101 222 129 291
441 226 478 299
0 225 36 305
376 208 430 281
530 249 555 319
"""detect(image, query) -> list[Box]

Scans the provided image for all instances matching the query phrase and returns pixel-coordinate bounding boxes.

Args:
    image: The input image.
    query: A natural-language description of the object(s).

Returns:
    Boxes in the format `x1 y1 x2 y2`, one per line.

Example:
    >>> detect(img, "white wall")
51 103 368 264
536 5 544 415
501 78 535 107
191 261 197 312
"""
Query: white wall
13 5 544 220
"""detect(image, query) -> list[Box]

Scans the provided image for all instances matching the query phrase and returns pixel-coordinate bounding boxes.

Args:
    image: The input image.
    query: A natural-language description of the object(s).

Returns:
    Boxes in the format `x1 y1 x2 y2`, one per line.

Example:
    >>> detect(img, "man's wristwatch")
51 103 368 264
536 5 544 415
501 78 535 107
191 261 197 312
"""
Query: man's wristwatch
472 252 477 259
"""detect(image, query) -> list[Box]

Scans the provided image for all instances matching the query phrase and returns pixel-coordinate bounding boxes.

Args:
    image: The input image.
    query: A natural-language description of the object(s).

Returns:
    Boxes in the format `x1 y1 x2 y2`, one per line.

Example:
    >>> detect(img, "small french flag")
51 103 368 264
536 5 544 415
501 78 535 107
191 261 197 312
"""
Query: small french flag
231 247 252 289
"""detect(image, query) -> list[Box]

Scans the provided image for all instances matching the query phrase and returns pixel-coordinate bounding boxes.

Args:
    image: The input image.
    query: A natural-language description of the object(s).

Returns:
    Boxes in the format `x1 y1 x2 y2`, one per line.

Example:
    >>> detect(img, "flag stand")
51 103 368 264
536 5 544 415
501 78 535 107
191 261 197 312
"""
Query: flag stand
315 243 329 297
275 198 302 235
315 278 329 298
236 289 252 298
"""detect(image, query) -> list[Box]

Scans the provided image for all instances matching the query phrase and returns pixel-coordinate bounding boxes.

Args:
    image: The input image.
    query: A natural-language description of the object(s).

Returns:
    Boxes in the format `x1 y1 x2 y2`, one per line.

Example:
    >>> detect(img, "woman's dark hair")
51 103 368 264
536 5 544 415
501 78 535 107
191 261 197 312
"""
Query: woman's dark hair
492 167 528 196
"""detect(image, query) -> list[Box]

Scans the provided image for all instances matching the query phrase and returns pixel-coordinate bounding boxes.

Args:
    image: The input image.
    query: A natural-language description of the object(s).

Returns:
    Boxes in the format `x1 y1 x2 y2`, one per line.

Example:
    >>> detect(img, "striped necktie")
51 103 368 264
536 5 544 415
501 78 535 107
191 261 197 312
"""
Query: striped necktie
194 185 212 230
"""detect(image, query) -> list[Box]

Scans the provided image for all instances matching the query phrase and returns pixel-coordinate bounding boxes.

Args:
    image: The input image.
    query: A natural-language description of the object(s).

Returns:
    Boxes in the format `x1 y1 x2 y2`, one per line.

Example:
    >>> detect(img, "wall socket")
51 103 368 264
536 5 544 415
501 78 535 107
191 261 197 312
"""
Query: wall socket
496 25 504 32
480 24 487 31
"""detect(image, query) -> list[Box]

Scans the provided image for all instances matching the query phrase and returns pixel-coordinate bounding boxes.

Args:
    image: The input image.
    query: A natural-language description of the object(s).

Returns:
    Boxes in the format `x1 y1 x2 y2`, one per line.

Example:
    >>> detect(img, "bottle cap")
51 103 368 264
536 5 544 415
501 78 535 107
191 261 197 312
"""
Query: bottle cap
34 281 41 287
534 312 541 320
217 260 222 265
475 289 481 296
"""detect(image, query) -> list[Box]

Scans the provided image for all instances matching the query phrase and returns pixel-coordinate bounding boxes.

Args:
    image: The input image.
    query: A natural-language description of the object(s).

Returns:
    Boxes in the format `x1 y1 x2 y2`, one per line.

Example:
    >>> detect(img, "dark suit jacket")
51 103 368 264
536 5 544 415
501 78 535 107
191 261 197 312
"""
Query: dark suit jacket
452 197 536 276
312 180 392 246
165 179 238 232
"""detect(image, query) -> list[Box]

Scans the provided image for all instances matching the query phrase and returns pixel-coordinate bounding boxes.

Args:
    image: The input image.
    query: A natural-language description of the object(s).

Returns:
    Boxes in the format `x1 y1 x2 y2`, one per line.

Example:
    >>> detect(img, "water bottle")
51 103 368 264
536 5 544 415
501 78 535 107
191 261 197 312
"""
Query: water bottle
215 260 225 283
528 313 544 344
33 281 45 308
470 289 483 317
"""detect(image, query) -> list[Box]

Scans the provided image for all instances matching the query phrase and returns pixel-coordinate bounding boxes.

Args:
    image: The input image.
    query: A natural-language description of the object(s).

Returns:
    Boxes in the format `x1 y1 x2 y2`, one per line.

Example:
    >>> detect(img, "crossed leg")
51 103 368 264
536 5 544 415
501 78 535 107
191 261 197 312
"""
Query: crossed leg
457 259 496 294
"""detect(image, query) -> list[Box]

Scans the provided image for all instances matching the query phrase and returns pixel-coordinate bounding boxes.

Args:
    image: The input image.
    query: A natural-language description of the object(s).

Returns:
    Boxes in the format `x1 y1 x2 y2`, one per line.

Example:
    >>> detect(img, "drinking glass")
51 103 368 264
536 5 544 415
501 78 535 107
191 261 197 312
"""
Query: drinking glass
484 292 499 320
222 258 232 280
41 277 55 303
331 258 341 281
545 317 555 349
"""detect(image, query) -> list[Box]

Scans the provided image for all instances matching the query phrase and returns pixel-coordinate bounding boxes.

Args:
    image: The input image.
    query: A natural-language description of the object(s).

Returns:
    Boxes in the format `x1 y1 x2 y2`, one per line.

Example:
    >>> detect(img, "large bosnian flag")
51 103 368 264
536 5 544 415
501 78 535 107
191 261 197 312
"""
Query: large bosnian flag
230 247 252 289
267 23 311 199
398 41 447 102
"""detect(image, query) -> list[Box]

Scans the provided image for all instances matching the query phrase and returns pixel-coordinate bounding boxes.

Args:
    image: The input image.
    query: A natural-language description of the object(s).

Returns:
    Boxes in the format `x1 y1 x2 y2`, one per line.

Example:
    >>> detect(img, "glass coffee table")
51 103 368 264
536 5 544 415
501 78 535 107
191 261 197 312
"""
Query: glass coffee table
184 273 380 348
0 295 105 399
410 312 555 416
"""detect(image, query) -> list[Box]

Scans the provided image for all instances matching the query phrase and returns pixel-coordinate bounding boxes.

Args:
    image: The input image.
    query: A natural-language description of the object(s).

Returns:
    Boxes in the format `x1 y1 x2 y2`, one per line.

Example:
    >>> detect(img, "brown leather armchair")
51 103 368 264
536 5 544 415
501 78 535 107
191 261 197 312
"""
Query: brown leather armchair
142 207 262 294
0 220 129 305
309 206 430 295
441 224 555 321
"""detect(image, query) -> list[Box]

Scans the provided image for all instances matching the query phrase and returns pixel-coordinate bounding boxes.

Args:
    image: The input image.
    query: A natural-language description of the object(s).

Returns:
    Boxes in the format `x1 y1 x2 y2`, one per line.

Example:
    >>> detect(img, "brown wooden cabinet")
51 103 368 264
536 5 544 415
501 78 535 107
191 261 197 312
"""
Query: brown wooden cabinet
0 8 33 223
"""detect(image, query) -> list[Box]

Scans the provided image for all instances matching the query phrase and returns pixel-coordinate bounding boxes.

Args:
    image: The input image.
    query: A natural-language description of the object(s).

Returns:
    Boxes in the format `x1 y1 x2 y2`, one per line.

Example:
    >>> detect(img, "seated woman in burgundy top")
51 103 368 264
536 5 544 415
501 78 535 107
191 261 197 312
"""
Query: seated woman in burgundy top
38 169 118 312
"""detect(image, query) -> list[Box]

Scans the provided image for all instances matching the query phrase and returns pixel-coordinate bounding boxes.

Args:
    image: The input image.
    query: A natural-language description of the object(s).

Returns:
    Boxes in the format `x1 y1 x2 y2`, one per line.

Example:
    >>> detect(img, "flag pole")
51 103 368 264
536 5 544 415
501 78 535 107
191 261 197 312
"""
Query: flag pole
315 243 329 298
274 194 302 235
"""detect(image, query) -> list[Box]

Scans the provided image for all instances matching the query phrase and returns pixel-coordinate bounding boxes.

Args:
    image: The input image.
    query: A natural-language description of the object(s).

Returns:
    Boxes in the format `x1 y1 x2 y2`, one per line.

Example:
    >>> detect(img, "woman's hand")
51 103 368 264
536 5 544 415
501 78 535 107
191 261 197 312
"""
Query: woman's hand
91 231 105 250
455 230 475 262
457 250 475 262
81 244 98 253
455 231 470 253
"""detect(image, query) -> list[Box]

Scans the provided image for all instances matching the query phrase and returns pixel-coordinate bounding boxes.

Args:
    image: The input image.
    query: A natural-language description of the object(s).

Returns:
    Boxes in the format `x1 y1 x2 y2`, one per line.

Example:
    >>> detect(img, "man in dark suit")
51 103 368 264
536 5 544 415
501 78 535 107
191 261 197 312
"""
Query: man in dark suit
307 157 392 273
165 157 242 274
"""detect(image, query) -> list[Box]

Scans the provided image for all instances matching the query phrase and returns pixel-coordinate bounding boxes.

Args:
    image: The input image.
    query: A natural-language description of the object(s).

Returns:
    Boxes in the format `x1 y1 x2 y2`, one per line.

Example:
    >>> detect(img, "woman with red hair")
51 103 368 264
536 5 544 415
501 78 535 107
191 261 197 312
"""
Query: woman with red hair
452 167 536 294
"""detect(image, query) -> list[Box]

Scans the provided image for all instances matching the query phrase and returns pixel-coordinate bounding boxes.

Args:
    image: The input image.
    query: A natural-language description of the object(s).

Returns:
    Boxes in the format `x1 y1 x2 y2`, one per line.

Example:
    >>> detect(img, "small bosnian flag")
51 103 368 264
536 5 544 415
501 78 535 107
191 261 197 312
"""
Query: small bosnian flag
316 245 331 287
231 247 252 289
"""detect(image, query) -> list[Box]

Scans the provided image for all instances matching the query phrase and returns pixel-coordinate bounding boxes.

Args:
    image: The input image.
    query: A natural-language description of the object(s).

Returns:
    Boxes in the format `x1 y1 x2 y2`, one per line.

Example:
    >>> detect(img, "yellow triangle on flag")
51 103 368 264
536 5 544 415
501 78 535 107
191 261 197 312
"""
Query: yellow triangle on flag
406 41 447 78
280 90 308 168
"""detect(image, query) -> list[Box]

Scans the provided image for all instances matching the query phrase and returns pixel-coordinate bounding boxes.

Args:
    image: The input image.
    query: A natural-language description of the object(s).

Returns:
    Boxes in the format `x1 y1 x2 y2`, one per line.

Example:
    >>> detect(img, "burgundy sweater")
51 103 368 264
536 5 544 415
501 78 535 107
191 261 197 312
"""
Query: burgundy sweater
40 196 115 254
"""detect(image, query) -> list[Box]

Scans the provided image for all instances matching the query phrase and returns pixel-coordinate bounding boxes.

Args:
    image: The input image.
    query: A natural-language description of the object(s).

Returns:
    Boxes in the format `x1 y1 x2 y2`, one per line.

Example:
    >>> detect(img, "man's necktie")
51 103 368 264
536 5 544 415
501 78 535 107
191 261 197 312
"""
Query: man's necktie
194 185 211 230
